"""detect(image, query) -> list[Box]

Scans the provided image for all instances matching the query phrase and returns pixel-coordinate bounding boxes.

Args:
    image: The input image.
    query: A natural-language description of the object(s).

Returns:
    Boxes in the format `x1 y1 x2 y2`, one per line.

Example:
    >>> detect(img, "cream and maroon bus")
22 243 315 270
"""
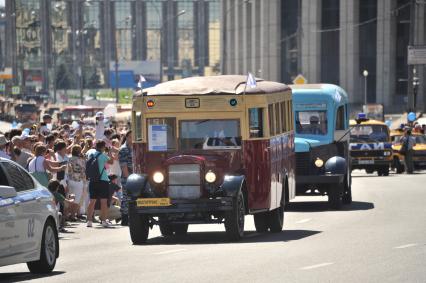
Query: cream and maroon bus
126 75 295 244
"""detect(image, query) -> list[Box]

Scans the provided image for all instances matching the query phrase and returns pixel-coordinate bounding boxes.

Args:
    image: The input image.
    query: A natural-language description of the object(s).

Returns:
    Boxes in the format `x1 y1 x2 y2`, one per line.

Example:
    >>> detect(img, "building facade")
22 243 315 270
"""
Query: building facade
222 0 426 113
0 0 220 99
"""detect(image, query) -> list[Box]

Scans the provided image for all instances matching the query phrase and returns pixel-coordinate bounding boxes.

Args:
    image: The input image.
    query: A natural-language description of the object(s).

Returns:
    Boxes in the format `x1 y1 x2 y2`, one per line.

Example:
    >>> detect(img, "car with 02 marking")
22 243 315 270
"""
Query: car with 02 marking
0 158 59 274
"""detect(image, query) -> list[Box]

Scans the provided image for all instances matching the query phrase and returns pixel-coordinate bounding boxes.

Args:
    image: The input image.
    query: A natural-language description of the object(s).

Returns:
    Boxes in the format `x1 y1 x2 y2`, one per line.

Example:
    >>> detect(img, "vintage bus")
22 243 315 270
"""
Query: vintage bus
291 84 351 209
126 75 295 244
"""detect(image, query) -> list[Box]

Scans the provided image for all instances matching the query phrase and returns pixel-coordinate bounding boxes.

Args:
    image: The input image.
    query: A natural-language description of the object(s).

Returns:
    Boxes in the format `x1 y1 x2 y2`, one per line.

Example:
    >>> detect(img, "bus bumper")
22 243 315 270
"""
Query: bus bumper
129 197 234 214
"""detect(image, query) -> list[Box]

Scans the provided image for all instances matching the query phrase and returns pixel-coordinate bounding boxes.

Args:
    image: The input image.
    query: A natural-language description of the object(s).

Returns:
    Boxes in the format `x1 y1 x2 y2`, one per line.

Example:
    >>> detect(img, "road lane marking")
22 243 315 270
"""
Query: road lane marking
300 262 334 270
295 218 312 224
154 249 186 255
393 243 418 249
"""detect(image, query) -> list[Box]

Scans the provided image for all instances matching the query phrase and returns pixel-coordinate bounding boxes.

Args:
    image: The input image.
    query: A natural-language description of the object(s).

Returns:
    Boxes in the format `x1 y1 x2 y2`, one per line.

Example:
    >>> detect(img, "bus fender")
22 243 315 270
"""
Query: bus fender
221 175 246 198
126 173 149 198
325 156 347 175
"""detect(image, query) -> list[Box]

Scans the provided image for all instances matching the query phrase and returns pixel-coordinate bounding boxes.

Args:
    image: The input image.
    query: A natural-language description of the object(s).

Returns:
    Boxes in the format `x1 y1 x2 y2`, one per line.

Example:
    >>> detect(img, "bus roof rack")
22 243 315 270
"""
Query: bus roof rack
143 75 290 96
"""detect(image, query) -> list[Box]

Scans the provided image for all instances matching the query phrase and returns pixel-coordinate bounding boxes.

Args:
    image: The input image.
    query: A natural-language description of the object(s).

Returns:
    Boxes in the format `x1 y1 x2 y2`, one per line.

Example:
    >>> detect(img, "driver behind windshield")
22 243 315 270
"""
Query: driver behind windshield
309 116 324 135
207 121 239 147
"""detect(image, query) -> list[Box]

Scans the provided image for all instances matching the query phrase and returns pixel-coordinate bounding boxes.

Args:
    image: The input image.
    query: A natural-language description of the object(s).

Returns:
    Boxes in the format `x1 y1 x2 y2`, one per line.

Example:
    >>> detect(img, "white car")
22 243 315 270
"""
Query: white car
0 158 59 273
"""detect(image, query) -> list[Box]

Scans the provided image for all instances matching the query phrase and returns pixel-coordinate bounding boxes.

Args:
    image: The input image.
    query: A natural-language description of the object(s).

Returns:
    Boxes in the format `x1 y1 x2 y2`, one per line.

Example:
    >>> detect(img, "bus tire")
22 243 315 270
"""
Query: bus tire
224 190 245 241
253 213 269 233
268 194 284 233
129 209 149 245
328 183 343 210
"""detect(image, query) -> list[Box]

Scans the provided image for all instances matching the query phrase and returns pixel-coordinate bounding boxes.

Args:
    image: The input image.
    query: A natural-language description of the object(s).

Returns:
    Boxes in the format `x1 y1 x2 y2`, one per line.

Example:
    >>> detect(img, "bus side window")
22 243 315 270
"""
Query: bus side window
268 104 274 136
280 101 286 132
133 111 142 141
336 105 345 130
275 103 281 134
249 108 264 138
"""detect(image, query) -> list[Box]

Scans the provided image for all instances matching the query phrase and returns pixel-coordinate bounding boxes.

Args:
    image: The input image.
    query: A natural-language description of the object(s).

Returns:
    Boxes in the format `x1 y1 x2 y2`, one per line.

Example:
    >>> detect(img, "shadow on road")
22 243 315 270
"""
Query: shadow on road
144 229 321 245
0 271 65 283
286 201 374 212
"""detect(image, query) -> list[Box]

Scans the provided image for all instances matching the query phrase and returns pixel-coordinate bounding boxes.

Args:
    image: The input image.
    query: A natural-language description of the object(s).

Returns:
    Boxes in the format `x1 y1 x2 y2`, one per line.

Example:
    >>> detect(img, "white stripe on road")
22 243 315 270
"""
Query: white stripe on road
153 249 186 255
295 218 312 224
300 262 334 270
393 243 418 249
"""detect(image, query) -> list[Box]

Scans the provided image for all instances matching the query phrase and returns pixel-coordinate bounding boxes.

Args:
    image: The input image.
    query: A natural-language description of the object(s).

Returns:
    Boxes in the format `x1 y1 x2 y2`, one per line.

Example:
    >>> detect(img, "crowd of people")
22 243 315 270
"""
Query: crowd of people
0 111 133 230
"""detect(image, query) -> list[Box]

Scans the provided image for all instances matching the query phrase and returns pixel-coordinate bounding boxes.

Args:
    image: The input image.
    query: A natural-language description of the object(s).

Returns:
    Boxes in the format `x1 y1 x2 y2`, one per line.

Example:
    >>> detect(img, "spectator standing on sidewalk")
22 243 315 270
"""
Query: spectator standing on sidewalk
86 140 113 228
401 128 416 174
67 145 86 219
118 130 133 226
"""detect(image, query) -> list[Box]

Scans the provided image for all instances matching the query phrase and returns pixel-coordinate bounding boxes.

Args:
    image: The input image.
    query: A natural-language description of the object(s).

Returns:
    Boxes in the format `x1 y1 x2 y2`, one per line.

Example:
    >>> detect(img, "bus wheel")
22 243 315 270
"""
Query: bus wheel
253 213 269 233
328 183 343 210
225 190 245 241
129 209 149 245
268 194 284 233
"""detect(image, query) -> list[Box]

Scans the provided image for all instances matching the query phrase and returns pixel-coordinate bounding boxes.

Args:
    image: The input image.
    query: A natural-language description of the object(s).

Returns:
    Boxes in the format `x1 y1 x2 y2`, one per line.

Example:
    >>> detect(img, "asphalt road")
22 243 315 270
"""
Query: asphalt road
1 170 426 283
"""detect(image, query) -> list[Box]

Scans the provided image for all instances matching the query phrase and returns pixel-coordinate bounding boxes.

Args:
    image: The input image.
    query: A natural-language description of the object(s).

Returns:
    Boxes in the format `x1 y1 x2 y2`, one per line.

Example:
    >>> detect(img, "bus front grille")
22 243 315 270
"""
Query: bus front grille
295 152 310 176
168 164 201 199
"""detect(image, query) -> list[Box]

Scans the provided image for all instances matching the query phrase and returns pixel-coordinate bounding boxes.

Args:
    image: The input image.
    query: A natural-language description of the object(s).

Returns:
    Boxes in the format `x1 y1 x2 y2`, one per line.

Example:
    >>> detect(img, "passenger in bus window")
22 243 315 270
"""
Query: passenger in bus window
309 116 323 135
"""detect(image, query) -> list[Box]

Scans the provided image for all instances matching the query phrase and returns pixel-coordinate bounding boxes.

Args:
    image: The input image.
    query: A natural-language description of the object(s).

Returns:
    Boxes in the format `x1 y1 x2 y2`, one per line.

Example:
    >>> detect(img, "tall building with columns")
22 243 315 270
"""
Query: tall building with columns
222 0 426 113
0 0 220 97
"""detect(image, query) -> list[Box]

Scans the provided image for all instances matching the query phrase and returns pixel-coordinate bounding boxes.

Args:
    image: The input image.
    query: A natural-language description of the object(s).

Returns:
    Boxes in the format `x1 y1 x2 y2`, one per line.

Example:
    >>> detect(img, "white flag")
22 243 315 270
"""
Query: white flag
137 75 146 88
246 72 257 89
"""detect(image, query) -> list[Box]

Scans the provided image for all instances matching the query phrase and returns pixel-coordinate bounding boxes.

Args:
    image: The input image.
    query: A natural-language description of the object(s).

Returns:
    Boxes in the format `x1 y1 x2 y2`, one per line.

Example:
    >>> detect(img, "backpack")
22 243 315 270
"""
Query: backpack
85 152 105 182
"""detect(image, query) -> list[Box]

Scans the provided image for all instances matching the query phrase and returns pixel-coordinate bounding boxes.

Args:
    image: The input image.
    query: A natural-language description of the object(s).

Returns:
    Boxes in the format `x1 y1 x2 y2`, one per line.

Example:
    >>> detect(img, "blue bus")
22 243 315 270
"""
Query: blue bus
291 84 351 209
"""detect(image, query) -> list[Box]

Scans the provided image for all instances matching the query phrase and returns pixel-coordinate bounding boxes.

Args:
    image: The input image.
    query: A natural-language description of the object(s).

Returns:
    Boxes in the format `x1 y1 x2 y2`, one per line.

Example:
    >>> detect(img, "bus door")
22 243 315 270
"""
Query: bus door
245 107 271 210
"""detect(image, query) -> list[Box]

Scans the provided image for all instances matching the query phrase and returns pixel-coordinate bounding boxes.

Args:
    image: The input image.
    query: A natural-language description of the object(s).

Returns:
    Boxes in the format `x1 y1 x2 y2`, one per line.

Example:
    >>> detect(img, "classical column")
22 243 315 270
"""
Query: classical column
339 0 360 104
376 0 397 109
414 3 425 111
261 0 280 81
40 0 51 91
301 0 321 83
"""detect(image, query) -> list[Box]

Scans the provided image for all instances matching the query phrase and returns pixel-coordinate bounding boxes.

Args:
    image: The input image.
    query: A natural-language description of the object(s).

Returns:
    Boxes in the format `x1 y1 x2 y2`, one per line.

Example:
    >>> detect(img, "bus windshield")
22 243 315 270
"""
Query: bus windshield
350 125 389 142
179 119 241 150
295 111 328 135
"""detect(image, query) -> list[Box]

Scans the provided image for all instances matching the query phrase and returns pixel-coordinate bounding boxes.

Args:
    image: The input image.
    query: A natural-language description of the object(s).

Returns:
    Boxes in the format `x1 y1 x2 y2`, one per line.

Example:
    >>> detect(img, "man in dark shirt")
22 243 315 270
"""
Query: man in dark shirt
118 130 133 226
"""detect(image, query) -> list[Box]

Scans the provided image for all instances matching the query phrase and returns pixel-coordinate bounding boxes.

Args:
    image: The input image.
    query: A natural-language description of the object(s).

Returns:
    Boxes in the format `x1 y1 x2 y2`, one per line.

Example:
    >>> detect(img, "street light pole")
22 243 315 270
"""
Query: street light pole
363 70 368 106
413 68 420 112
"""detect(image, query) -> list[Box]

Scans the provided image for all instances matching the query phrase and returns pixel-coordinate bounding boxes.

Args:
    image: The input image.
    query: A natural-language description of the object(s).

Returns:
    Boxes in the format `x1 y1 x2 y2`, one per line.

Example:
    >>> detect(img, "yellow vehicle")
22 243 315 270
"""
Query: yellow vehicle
390 129 426 173
349 116 392 176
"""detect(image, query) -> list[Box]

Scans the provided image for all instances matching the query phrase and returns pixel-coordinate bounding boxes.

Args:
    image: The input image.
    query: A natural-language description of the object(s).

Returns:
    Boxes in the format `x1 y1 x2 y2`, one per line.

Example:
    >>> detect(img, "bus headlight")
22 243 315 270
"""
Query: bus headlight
205 171 217 183
314 158 324 168
384 151 391 156
153 172 164 184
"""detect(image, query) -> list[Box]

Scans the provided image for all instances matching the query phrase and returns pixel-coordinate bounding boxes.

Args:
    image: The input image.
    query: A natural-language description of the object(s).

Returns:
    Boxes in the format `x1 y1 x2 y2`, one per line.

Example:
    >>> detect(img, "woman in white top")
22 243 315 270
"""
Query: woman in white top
107 139 122 184
28 144 66 187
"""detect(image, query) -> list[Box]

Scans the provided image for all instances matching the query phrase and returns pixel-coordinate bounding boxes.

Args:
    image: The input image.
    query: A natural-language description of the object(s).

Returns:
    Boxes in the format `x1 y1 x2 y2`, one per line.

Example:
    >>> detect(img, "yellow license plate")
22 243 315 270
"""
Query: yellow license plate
137 198 171 207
